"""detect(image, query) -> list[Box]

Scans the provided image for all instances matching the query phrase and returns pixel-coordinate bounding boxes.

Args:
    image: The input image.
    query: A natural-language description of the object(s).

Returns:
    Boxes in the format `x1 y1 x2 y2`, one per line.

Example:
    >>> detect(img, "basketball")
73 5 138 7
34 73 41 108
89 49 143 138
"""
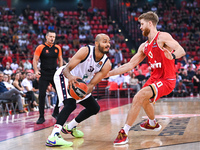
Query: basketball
68 79 88 100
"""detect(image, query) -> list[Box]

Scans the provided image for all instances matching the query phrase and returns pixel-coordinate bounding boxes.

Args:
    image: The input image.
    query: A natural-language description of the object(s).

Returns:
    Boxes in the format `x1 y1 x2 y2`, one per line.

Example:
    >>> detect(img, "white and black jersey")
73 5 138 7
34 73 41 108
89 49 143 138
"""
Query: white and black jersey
54 45 108 106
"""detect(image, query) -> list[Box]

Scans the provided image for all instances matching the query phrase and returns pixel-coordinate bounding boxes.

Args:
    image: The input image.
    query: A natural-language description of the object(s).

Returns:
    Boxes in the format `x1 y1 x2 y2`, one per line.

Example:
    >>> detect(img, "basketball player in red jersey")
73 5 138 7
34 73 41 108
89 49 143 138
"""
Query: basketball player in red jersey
106 11 186 145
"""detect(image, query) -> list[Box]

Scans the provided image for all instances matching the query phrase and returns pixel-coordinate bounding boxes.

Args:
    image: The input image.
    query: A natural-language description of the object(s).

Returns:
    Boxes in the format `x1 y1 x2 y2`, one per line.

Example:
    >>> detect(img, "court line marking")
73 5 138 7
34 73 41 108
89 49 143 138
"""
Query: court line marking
142 114 200 119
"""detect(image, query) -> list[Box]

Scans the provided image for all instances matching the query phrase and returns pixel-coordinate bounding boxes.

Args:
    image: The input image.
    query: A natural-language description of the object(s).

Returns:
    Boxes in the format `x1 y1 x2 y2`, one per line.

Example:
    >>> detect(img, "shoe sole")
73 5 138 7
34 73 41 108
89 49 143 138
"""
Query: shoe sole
46 142 73 147
36 119 45 124
36 121 45 124
113 138 129 145
46 143 62 147
140 124 162 131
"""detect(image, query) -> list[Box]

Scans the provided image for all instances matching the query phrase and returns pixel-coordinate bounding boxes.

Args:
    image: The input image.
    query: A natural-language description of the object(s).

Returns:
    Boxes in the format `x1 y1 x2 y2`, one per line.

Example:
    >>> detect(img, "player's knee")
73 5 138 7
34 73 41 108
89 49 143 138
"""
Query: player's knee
132 96 143 106
63 98 77 110
90 104 100 115
71 103 77 110
133 89 151 105
94 104 100 114
138 87 152 99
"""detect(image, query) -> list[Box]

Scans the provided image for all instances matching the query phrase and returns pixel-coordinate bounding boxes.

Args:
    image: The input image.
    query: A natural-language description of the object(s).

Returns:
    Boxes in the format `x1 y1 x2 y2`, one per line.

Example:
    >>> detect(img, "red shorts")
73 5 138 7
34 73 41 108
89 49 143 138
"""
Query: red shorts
143 77 176 103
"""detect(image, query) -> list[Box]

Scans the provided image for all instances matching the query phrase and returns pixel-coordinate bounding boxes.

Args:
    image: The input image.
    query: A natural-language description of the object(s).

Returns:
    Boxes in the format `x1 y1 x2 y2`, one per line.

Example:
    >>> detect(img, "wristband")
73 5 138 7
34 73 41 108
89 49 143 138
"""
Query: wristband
172 53 176 59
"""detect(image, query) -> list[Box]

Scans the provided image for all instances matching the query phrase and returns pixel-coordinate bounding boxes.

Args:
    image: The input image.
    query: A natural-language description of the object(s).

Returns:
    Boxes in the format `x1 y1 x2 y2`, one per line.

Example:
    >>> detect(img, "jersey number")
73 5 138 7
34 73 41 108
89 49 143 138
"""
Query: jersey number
156 81 163 88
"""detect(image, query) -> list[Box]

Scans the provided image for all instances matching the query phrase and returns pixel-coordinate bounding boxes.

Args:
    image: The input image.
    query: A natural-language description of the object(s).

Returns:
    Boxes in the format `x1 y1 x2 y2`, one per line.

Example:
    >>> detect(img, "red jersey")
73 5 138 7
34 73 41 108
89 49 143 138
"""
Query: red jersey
143 32 176 80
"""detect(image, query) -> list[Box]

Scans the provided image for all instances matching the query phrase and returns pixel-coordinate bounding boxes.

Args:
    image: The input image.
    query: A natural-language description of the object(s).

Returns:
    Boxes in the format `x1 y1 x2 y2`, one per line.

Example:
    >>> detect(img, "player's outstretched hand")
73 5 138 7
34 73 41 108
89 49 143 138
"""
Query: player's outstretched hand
163 47 173 60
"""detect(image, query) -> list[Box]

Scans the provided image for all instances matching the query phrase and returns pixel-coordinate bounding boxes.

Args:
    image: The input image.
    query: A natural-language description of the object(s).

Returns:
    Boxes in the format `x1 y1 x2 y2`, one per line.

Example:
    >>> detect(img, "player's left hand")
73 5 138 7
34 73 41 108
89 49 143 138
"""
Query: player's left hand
163 47 173 60
104 72 110 78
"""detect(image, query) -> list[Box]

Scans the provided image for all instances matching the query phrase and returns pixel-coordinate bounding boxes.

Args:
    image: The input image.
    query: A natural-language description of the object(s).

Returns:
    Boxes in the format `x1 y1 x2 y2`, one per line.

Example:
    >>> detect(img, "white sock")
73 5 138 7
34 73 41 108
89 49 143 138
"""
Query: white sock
149 119 156 126
68 119 78 130
123 124 131 135
50 124 62 137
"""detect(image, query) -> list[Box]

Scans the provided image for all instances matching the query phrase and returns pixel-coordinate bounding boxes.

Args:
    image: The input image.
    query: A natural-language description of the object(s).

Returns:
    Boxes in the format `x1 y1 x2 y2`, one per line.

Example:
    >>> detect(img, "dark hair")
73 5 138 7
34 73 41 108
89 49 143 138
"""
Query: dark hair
21 72 25 75
46 30 56 35
26 72 32 75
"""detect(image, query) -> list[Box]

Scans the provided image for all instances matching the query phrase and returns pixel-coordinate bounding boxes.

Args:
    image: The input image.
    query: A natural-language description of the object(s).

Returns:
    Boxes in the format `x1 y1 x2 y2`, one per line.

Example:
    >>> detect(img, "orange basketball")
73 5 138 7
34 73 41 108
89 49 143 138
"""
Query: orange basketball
68 79 88 100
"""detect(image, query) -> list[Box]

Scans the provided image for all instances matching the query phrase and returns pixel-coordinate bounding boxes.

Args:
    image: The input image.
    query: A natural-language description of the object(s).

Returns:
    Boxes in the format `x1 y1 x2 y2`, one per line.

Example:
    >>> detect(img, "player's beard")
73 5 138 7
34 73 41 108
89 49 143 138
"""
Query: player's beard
143 27 150 37
98 43 109 54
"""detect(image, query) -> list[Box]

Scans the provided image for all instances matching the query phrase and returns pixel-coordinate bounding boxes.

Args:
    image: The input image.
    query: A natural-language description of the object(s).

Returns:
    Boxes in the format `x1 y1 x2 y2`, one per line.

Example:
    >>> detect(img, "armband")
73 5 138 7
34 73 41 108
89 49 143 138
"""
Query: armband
172 53 176 59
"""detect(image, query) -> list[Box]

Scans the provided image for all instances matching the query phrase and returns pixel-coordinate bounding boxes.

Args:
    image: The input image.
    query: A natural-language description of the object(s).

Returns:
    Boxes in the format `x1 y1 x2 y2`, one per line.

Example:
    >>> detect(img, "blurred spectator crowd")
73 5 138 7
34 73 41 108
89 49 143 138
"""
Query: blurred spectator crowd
0 0 200 116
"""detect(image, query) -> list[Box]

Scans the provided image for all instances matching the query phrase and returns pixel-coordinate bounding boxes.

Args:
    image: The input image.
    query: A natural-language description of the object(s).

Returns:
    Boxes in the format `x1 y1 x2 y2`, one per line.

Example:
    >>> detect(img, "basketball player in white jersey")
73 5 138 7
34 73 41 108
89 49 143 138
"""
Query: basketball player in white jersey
46 33 111 147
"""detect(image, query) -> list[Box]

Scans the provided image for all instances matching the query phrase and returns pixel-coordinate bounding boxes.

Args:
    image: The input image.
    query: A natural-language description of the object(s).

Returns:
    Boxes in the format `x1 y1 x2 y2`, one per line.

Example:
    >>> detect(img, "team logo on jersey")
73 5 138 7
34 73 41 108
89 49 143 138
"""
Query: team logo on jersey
153 40 156 45
55 49 58 53
88 66 94 72
82 74 88 80
149 60 162 69
46 50 49 53
152 40 157 48
148 51 153 59
96 61 103 68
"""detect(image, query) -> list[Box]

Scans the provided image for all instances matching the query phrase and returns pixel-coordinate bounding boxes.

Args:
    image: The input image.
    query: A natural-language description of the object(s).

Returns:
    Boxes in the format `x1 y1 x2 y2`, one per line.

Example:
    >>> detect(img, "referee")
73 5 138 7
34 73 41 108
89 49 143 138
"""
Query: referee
33 30 63 124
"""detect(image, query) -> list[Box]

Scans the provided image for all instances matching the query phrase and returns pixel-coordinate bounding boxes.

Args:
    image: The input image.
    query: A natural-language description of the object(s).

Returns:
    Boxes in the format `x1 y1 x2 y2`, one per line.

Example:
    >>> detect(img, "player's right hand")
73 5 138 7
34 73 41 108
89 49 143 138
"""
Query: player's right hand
68 76 81 89
35 70 41 76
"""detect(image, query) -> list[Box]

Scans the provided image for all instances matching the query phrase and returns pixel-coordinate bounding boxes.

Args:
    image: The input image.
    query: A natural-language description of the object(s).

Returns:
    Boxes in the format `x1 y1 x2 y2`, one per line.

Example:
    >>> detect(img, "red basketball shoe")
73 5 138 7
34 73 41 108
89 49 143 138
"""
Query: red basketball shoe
140 120 162 131
113 129 128 145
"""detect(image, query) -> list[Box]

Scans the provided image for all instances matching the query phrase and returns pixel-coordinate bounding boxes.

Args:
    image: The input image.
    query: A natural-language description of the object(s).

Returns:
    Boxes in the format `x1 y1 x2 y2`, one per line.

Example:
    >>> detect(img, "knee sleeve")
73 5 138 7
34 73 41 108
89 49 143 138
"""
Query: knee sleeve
79 95 100 116
63 98 76 108
89 104 100 115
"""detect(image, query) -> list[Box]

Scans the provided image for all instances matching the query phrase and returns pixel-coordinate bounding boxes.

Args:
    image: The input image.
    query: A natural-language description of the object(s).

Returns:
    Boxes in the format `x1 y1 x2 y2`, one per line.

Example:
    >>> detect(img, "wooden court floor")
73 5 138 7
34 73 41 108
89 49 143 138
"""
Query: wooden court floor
0 97 200 150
